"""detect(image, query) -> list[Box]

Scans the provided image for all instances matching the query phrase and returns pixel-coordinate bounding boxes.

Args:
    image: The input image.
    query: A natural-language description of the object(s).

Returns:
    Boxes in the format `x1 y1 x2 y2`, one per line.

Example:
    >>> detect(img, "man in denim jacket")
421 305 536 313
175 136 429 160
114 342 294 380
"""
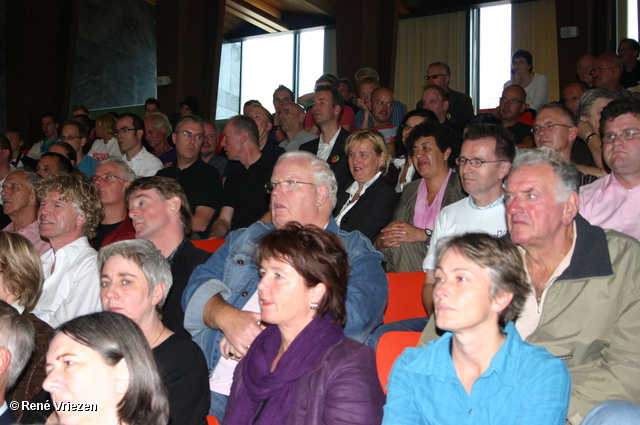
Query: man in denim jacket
182 151 387 420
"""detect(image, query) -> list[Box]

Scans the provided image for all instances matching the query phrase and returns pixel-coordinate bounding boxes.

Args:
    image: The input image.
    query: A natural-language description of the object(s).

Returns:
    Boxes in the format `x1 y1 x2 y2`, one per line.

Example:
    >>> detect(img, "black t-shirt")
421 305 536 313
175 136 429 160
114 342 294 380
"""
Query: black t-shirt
93 221 122 250
157 158 224 238
223 154 277 230
507 122 533 145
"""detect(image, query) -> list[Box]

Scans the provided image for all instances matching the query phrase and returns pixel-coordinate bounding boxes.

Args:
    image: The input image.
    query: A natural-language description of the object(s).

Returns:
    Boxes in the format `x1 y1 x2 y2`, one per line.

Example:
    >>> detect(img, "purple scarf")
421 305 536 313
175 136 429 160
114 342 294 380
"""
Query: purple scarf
224 313 343 425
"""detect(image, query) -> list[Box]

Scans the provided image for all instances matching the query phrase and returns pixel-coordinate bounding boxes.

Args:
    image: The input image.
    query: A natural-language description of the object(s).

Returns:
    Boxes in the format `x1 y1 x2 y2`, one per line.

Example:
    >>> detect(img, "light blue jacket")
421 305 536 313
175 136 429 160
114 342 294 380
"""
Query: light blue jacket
182 219 388 370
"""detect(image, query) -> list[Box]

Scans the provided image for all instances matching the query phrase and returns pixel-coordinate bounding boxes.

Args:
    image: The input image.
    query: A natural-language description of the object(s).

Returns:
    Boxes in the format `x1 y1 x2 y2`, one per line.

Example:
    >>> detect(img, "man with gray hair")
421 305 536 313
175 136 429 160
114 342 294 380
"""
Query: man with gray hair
183 151 387 421
592 53 626 93
0 300 35 424
417 61 474 126
91 157 136 250
143 112 176 167
419 147 640 424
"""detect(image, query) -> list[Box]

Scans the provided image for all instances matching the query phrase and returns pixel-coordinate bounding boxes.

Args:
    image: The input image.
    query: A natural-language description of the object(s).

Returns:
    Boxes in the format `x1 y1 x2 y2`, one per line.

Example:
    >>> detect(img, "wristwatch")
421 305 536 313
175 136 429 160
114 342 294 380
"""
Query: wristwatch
424 228 432 243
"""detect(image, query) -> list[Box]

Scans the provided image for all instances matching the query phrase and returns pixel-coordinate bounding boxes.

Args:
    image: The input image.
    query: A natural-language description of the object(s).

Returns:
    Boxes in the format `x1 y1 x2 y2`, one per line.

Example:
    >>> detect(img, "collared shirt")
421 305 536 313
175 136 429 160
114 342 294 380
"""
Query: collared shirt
579 173 640 241
335 171 382 225
3 220 51 256
32 237 102 327
317 130 341 161
383 321 571 425
122 147 163 178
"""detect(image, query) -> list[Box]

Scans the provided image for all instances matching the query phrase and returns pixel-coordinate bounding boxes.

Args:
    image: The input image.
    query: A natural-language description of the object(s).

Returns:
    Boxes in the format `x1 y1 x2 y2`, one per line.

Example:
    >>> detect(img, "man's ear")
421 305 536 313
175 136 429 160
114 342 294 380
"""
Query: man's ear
562 192 580 225
0 347 11 376
171 132 177 145
167 196 181 216
316 184 330 208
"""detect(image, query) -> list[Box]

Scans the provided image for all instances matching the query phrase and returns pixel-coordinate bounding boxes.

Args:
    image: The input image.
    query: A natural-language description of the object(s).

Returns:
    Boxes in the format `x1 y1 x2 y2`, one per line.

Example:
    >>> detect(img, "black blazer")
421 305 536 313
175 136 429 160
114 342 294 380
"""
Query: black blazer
300 128 352 191
333 173 400 243
0 407 16 425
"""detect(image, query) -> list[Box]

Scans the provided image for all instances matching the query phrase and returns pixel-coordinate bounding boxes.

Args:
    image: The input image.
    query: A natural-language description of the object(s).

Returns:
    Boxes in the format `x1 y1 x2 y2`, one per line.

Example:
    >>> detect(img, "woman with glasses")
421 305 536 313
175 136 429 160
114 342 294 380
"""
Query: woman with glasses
223 223 385 425
382 233 571 425
376 122 465 273
333 130 399 242
503 49 549 111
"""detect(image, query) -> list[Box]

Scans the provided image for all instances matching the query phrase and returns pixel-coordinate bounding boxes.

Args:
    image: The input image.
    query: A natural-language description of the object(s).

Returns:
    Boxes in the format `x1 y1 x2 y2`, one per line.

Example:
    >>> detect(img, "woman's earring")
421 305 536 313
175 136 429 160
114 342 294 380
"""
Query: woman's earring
310 301 318 309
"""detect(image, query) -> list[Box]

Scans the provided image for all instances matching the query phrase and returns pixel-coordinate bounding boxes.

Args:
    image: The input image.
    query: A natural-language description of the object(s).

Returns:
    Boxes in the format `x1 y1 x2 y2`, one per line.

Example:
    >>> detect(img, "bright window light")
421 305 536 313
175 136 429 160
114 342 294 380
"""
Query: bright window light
298 29 325 96
241 33 294 114
478 3 512 110
628 0 638 40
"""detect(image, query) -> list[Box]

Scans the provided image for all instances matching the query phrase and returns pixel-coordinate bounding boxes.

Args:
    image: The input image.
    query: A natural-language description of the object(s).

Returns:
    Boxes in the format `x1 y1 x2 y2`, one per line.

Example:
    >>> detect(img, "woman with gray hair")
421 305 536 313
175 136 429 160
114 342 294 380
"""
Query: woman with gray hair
383 233 571 424
98 239 209 425
576 88 617 169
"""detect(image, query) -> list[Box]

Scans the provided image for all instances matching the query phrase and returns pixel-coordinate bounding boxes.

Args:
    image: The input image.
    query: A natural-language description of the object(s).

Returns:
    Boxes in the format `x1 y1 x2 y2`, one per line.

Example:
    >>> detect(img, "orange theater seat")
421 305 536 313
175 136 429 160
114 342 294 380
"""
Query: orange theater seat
193 238 226 253
384 272 427 324
207 415 220 425
376 331 422 393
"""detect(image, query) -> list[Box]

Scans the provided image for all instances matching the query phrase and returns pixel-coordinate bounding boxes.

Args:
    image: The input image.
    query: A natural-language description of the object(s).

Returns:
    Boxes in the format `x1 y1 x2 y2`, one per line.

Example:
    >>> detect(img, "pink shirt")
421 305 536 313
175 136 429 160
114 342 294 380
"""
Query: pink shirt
579 173 640 241
3 220 52 256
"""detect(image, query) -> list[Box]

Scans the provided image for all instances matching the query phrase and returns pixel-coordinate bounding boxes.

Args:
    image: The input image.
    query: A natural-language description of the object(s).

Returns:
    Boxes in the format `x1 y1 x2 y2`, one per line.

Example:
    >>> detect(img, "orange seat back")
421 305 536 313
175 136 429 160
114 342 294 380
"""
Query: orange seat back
207 415 220 425
193 238 226 253
376 331 422 393
384 272 427 324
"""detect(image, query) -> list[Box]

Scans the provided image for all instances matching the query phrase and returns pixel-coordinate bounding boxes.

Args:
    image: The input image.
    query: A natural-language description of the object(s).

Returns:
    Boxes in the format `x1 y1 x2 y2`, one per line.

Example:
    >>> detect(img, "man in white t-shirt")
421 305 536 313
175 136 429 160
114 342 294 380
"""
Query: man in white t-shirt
422 124 515 314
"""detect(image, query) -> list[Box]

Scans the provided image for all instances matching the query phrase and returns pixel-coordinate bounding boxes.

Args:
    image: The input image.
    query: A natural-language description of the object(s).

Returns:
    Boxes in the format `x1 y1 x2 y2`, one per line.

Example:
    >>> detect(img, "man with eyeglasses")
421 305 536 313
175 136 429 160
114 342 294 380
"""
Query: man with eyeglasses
421 124 514 315
416 62 474 127
580 97 640 241
116 112 162 177
58 119 97 178
577 54 596 87
208 115 276 239
91 157 135 250
157 115 223 239
592 53 625 93
498 85 533 147
532 103 599 186
183 150 386 421
618 38 640 89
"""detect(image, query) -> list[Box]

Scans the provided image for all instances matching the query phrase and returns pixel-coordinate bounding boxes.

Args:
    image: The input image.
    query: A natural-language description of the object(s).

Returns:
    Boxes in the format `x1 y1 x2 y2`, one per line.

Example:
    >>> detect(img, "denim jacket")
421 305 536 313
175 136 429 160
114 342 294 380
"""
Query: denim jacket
182 219 388 370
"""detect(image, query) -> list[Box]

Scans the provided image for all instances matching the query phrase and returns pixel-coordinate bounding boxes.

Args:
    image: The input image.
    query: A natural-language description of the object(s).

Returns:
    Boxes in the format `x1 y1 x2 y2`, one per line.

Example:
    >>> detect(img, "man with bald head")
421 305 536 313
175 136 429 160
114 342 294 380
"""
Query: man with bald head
592 53 625 93
562 81 589 117
577 54 596 87
369 87 398 155
247 104 284 158
277 103 316 152
498 85 533 146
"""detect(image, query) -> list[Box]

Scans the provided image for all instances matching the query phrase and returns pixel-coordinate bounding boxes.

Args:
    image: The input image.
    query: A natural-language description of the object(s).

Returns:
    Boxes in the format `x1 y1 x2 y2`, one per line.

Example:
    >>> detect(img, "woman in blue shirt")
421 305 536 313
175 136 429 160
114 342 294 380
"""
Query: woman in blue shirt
383 233 571 425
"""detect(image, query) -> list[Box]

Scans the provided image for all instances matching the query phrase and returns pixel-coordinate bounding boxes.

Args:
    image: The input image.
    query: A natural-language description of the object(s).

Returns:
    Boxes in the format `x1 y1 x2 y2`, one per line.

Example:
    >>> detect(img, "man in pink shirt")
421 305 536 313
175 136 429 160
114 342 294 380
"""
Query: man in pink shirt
1 170 51 255
579 97 640 240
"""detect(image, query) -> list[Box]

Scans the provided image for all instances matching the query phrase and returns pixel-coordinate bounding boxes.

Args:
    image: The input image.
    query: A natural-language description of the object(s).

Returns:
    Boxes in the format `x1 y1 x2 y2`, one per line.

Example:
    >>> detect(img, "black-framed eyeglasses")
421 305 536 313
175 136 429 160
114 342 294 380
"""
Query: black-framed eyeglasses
456 157 506 168
91 173 127 184
401 123 419 131
114 127 138 136
531 123 572 135
177 130 204 142
60 135 80 141
602 130 640 144
265 180 317 193
425 74 446 80
499 97 525 105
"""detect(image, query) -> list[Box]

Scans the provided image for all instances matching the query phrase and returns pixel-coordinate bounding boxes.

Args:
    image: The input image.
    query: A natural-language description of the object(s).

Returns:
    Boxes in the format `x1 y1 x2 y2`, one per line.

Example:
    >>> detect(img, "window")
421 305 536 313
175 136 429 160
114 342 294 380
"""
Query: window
216 29 325 120
627 0 638 40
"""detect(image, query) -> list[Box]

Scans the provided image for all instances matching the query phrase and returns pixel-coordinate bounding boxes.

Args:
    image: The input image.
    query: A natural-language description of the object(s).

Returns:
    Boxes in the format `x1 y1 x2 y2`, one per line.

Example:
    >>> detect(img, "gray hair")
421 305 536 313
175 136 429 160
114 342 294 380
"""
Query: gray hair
96 157 136 181
510 147 579 202
6 169 42 190
144 113 172 135
427 61 451 76
276 151 338 208
355 67 379 82
576 88 617 121
98 239 173 309
175 114 205 134
0 301 35 387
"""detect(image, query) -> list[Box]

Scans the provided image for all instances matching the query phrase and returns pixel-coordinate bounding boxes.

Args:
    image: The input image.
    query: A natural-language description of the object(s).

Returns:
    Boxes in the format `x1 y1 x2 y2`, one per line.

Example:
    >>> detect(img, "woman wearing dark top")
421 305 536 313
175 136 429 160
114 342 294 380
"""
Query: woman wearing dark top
98 239 210 425
333 129 399 242
223 223 385 425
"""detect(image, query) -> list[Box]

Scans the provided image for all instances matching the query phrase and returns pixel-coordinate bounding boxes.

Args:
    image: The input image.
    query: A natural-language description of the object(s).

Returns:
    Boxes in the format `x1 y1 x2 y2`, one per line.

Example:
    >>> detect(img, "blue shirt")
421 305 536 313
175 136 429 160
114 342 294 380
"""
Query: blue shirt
383 321 571 425
77 155 97 178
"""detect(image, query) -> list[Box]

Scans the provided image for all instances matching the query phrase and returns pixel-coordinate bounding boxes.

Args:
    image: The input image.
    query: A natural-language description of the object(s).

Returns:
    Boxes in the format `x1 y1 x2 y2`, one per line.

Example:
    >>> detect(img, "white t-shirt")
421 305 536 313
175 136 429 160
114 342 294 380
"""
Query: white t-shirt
87 137 121 160
422 196 508 271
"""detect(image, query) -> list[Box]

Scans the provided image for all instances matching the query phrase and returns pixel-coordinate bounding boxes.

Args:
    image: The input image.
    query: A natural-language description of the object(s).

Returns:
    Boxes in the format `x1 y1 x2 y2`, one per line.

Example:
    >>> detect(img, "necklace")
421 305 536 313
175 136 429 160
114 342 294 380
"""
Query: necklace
151 325 166 347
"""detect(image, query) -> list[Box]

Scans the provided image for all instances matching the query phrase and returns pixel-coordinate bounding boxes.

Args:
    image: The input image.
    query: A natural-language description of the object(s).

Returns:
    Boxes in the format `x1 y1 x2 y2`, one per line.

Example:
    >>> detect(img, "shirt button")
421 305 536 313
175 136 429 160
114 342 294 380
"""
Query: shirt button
237 259 244 265
468 409 473 414
241 291 249 297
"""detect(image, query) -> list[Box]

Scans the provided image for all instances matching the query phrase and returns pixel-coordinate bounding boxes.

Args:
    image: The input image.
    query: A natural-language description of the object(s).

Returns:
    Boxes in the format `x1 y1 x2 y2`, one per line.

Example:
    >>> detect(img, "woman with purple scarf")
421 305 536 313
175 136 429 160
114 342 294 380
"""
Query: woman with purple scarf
222 223 385 425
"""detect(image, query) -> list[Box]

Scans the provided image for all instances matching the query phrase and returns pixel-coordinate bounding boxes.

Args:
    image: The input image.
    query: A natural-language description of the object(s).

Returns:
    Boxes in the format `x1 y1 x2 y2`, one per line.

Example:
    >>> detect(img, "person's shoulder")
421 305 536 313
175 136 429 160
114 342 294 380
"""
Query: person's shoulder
336 225 381 257
320 336 376 369
155 164 175 177
604 228 640 254
300 138 320 152
579 174 609 199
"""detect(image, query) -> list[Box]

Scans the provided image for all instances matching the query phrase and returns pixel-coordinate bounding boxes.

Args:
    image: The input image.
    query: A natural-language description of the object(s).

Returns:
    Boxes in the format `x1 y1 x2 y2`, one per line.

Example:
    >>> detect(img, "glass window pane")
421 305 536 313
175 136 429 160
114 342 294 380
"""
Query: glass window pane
628 0 638 40
216 41 242 120
241 33 294 114
478 4 512 110
298 29 325 96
